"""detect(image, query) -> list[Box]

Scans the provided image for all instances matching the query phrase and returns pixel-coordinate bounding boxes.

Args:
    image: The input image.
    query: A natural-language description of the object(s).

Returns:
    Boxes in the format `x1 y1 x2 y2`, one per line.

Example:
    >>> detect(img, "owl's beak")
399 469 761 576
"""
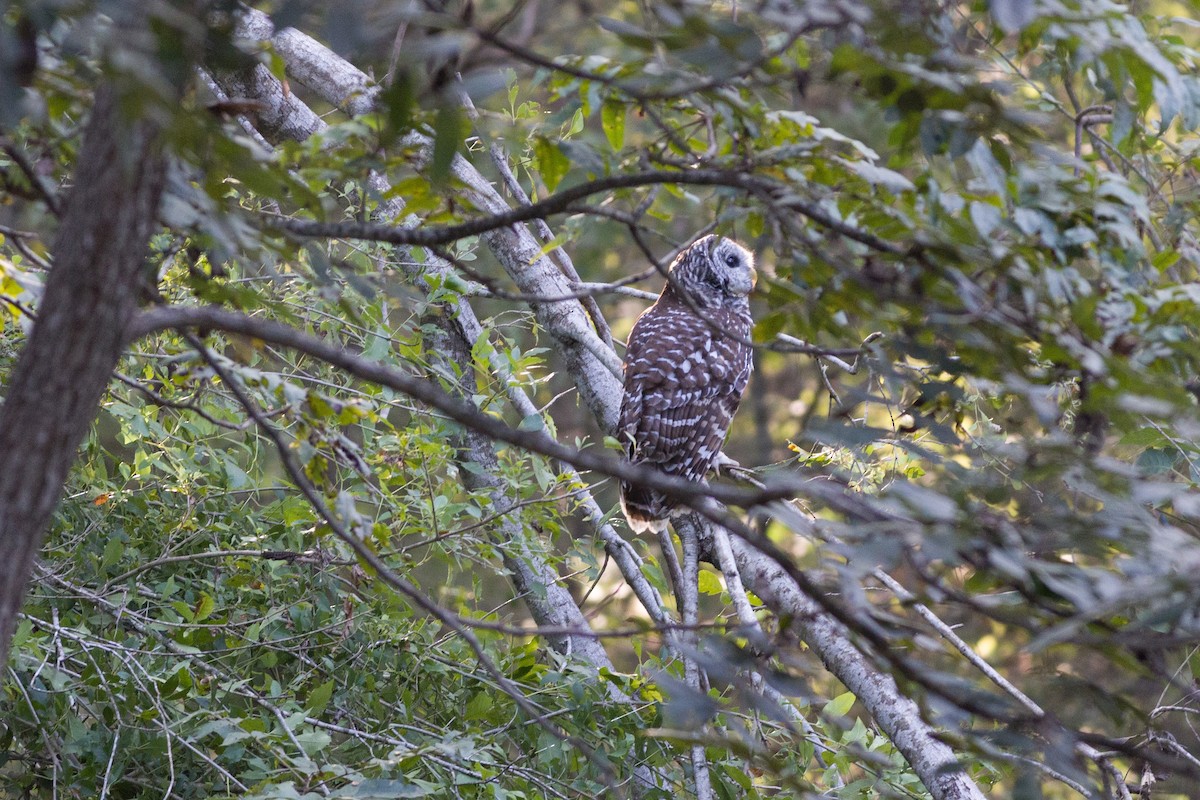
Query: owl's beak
727 265 756 296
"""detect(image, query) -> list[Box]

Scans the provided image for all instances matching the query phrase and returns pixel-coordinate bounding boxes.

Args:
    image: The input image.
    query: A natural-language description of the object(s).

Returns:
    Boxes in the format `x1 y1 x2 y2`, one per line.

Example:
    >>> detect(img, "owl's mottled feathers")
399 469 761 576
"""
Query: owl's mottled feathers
618 235 756 533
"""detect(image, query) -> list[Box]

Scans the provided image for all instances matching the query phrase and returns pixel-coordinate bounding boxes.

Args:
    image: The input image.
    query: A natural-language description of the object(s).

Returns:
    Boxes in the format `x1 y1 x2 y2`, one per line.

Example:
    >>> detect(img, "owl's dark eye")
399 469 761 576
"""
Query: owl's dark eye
724 254 738 267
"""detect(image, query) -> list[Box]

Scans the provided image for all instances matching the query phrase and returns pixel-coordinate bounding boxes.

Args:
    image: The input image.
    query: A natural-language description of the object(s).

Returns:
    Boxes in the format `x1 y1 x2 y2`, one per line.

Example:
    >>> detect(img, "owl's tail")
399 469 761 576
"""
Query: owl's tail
619 482 673 533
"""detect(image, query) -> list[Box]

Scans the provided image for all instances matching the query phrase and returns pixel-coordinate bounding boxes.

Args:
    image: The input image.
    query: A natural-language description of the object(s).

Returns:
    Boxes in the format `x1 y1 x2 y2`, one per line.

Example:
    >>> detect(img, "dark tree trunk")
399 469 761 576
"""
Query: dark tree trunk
0 88 167 662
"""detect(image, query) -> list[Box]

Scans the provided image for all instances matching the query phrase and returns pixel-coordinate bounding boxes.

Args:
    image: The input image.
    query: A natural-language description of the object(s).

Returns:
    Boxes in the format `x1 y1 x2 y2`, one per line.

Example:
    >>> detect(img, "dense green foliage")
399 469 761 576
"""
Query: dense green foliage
4 0 1200 797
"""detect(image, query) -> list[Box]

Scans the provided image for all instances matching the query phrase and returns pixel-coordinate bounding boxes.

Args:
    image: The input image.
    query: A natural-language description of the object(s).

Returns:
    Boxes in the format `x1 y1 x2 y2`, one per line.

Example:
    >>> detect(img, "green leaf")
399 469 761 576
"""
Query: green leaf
379 68 417 142
533 137 570 192
518 413 545 432
192 592 216 623
171 600 194 623
752 312 787 343
344 780 431 798
294 728 331 756
363 330 391 361
826 691 856 717
465 691 492 721
697 569 725 596
8 619 32 649
430 106 467 186
308 393 333 419
568 107 585 136
1152 249 1180 272
101 537 124 572
1136 448 1177 476
1118 427 1167 447
601 99 626 150
223 457 249 490
306 679 335 715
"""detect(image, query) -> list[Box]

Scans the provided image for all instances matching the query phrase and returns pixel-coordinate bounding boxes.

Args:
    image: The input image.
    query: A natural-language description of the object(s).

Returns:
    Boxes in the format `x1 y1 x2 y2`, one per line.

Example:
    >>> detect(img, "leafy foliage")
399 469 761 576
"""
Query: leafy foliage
4 0 1200 798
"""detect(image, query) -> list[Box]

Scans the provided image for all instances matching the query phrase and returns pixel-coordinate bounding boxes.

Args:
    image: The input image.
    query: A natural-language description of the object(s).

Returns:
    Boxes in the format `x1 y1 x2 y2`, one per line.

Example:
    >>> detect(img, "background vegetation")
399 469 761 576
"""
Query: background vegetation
3 0 1200 797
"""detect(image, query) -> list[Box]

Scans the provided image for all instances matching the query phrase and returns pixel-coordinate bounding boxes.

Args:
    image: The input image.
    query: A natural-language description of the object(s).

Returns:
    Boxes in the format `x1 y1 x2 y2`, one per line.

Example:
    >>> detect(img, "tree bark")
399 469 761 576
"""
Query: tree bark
0 88 167 663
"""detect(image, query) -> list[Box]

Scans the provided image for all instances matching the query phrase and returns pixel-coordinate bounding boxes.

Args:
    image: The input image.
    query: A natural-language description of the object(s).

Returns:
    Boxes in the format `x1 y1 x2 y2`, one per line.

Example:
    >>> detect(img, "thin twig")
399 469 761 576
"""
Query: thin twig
103 548 342 589
874 568 1135 797
475 24 808 103
0 136 61 216
99 729 120 800
113 372 255 430
383 20 409 87
1074 105 1113 176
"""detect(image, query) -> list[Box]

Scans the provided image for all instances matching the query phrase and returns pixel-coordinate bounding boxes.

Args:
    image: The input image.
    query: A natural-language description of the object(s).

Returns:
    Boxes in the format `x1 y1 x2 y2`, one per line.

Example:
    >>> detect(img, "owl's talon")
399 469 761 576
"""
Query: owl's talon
713 452 741 476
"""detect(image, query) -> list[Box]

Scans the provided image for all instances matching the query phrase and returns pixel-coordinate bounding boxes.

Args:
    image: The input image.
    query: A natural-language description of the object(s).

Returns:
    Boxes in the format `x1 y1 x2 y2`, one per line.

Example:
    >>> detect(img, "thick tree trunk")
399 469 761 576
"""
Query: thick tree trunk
0 88 167 662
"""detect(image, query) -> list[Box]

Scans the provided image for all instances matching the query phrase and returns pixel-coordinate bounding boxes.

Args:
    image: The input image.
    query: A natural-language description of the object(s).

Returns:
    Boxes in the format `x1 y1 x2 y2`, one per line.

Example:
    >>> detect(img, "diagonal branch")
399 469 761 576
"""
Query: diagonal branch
127 304 801 511
206 57 670 788
207 41 666 646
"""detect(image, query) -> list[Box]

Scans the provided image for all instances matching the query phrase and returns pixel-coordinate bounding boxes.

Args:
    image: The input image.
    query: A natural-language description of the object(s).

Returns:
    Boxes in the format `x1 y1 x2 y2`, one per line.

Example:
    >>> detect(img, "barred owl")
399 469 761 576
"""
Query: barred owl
618 235 756 533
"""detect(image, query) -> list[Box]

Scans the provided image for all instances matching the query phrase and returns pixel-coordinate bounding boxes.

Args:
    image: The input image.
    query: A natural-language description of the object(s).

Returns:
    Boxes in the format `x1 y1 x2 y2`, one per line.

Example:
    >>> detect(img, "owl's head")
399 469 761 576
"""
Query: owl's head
668 235 756 308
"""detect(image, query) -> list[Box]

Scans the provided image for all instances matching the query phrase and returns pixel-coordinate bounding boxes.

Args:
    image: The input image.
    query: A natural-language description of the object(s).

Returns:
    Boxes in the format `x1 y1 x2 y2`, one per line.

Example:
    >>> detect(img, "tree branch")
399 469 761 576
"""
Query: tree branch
127 304 798 512
267 166 904 256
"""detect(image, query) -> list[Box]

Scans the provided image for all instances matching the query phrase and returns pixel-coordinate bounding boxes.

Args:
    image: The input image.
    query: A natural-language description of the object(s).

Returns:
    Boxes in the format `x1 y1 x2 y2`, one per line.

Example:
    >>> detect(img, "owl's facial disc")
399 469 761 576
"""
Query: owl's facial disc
715 239 756 297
